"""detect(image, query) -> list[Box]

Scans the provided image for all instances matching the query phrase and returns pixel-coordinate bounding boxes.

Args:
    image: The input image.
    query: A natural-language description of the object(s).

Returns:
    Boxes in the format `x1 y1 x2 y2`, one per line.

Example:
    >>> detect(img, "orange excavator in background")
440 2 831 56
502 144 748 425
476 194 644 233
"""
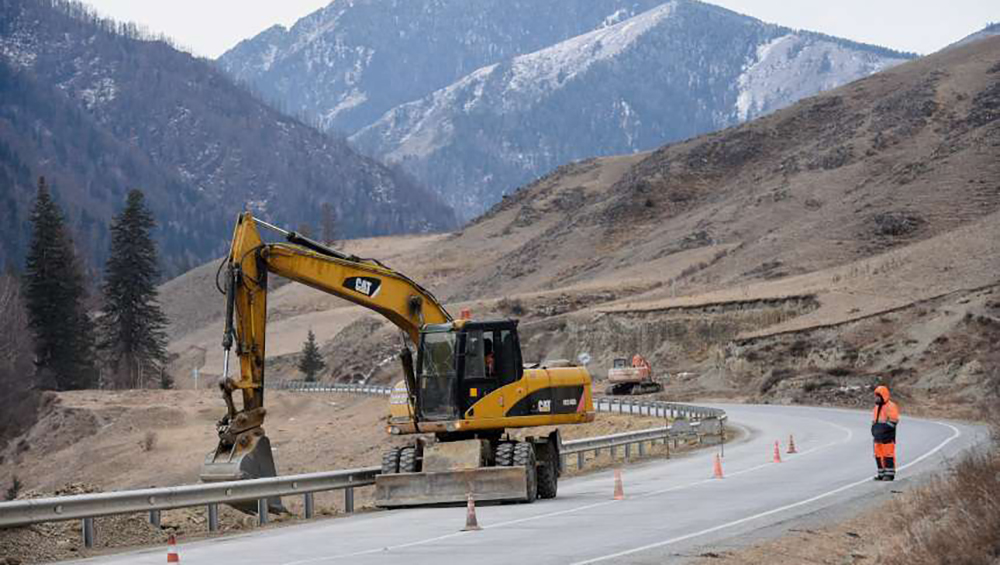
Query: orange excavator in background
606 354 663 395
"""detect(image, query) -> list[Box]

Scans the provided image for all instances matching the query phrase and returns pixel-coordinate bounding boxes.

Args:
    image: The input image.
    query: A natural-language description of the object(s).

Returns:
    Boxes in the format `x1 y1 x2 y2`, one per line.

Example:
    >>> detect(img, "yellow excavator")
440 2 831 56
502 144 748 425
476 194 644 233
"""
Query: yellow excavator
200 212 595 510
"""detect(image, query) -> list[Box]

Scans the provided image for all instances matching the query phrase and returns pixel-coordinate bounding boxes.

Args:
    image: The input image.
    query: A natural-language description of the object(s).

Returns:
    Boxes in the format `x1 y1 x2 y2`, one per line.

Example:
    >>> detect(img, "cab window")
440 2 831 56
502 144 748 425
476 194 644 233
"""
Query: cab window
496 329 521 386
464 330 486 379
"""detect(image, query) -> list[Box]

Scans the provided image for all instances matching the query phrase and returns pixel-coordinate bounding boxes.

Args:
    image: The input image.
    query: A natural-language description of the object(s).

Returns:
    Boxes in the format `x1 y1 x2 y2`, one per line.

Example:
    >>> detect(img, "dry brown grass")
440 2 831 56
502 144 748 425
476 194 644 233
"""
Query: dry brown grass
878 416 1000 565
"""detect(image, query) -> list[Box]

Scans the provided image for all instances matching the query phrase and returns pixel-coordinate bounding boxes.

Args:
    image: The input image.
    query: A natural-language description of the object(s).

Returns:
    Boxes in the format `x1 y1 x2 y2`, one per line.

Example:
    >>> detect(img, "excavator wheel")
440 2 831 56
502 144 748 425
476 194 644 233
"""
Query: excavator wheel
512 442 538 503
536 447 558 499
399 446 419 473
381 447 401 475
494 442 515 467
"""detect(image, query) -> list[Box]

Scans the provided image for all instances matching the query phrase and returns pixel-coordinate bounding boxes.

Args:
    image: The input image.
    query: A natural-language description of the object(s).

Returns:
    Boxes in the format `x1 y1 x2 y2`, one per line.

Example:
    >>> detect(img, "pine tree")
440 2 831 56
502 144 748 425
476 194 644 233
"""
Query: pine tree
23 177 97 390
97 189 169 389
298 329 326 382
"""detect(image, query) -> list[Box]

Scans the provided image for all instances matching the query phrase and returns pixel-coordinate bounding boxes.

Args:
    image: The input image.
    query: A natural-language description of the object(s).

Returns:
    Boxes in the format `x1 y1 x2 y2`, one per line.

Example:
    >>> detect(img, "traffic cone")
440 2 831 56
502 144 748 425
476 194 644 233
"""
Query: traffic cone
166 534 180 563
462 493 482 531
713 453 724 479
773 440 782 463
787 434 798 454
613 468 625 500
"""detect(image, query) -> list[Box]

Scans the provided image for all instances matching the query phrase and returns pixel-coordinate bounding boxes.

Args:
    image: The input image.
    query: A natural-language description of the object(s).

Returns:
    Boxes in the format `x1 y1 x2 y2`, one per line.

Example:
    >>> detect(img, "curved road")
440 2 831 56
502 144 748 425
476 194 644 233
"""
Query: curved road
65 404 986 564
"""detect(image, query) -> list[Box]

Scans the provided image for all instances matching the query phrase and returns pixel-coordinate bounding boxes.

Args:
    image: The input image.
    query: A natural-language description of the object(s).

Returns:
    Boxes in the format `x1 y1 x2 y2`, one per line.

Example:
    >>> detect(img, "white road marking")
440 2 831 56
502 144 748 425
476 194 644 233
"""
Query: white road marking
280 414 856 564
569 422 962 565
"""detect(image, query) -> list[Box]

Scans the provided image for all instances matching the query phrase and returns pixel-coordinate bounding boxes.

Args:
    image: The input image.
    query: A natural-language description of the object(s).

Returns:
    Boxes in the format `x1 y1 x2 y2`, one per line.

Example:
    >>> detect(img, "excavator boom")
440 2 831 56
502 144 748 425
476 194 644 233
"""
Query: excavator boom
200 213 450 507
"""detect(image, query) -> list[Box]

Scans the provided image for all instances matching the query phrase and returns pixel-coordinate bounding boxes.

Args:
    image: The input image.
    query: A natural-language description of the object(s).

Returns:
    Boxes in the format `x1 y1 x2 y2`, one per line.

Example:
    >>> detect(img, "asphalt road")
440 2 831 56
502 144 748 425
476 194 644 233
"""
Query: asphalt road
63 404 986 565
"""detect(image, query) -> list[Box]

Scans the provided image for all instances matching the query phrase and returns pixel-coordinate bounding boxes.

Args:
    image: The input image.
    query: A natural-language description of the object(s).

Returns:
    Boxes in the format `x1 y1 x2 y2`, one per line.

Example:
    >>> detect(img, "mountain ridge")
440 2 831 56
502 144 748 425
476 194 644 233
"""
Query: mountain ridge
0 0 456 274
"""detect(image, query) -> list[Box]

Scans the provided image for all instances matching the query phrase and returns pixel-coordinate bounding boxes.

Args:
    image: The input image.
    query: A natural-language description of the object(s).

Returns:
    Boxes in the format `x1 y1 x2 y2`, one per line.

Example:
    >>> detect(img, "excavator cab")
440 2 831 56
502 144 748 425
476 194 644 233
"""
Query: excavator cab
414 321 522 423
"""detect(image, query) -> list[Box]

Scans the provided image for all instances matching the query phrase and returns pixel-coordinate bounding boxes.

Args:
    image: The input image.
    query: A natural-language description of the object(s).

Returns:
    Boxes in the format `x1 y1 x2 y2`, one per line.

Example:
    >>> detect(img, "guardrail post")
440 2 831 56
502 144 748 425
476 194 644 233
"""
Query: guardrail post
345 487 355 513
577 452 584 469
149 510 160 527
82 517 94 548
258 499 269 525
639 441 646 457
625 443 631 460
304 493 315 519
610 445 617 459
208 504 219 532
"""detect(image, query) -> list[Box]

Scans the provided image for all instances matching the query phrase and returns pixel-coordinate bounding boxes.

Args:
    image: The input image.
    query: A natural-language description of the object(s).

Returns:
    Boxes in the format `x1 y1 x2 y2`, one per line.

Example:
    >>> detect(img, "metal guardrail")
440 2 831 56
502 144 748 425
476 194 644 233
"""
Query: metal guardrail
273 380 727 421
0 382 726 549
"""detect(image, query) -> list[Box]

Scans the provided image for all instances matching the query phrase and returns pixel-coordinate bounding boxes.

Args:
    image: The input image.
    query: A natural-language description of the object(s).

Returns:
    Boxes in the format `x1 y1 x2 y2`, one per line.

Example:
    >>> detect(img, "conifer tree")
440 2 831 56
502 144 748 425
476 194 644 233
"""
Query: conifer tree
298 329 325 382
97 189 169 388
23 177 96 390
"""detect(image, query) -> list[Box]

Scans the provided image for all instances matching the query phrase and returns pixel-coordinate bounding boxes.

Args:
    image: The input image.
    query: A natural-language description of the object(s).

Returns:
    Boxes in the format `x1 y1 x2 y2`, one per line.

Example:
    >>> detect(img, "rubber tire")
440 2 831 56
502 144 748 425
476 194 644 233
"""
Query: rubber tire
536 448 558 499
512 442 538 503
399 446 419 473
495 442 515 467
381 447 401 474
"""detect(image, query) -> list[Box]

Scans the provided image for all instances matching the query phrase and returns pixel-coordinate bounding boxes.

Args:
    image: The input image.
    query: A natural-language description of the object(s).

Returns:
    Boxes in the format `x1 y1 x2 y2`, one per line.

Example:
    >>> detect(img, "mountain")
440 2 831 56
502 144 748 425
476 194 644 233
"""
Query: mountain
440 36 1000 304
220 0 913 219
218 0 672 135
0 0 456 275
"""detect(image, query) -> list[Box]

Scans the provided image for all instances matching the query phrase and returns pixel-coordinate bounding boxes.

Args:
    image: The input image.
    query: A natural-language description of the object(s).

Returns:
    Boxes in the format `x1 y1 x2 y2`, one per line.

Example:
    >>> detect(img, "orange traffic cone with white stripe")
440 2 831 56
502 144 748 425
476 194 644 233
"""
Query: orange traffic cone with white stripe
166 534 180 563
787 434 798 454
773 440 783 463
613 468 625 500
713 453 724 479
462 493 482 531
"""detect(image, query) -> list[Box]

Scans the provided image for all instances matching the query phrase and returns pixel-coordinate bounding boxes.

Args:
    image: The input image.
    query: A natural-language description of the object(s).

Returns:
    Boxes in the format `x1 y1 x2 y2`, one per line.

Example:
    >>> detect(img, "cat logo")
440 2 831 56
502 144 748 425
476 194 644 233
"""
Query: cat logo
537 399 552 413
344 276 382 298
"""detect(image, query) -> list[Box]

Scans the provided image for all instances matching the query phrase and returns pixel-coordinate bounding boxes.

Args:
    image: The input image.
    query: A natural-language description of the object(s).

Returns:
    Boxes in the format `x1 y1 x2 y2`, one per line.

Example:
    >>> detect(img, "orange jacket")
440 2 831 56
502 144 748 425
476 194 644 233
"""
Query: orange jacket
871 385 900 443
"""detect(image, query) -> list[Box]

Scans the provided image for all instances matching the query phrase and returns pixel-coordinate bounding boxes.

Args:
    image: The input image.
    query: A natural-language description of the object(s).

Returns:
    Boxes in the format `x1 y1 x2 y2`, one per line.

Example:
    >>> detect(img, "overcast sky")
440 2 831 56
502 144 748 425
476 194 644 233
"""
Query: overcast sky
81 0 997 59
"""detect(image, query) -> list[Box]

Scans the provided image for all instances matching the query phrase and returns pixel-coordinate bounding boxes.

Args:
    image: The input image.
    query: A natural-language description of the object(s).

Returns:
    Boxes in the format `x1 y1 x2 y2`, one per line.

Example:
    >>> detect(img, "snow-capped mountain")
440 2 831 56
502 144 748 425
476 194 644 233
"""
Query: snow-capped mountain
218 0 671 134
0 0 455 274
221 0 912 219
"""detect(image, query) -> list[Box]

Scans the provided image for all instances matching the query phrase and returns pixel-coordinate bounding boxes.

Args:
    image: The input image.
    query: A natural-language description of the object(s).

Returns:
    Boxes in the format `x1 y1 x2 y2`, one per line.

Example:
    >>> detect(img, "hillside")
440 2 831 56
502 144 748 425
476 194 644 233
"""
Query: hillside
165 37 998 417
0 0 456 275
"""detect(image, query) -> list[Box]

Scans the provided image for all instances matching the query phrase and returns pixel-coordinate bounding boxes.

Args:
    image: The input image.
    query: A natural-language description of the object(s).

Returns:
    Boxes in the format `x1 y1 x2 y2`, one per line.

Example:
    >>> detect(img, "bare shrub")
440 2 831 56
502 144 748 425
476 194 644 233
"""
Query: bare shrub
141 431 158 452
497 296 525 316
0 274 41 450
4 475 21 501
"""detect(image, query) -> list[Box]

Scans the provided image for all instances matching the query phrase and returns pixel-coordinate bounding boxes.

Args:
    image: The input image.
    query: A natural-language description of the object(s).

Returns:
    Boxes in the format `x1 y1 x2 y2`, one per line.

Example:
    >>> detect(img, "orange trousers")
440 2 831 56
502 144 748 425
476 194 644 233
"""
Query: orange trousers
874 442 896 479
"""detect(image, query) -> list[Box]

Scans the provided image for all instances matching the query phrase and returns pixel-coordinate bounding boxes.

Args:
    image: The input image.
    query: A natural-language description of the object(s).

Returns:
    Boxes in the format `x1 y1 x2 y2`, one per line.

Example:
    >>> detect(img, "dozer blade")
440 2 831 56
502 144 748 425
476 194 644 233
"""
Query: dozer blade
375 467 528 508
200 433 286 514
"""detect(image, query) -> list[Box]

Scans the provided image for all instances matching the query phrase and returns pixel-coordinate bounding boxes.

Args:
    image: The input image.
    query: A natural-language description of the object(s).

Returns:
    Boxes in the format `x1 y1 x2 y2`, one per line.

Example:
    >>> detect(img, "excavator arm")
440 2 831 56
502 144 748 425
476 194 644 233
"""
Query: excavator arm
201 212 450 502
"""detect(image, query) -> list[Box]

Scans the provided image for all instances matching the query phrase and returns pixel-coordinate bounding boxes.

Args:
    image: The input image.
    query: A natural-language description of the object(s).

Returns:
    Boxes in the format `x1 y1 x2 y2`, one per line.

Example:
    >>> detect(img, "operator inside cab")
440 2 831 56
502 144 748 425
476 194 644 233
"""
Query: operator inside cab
484 337 495 377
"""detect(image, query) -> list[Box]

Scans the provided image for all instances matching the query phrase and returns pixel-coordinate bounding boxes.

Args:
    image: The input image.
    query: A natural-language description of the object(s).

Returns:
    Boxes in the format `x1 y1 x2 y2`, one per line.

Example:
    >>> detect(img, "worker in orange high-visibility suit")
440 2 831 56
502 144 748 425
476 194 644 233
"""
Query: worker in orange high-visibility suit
871 385 900 481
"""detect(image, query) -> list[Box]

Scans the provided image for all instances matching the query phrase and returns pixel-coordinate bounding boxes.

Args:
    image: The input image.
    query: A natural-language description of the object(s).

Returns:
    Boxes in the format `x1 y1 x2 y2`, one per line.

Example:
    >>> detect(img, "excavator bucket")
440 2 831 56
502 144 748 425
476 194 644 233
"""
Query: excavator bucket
375 467 529 507
200 433 286 514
